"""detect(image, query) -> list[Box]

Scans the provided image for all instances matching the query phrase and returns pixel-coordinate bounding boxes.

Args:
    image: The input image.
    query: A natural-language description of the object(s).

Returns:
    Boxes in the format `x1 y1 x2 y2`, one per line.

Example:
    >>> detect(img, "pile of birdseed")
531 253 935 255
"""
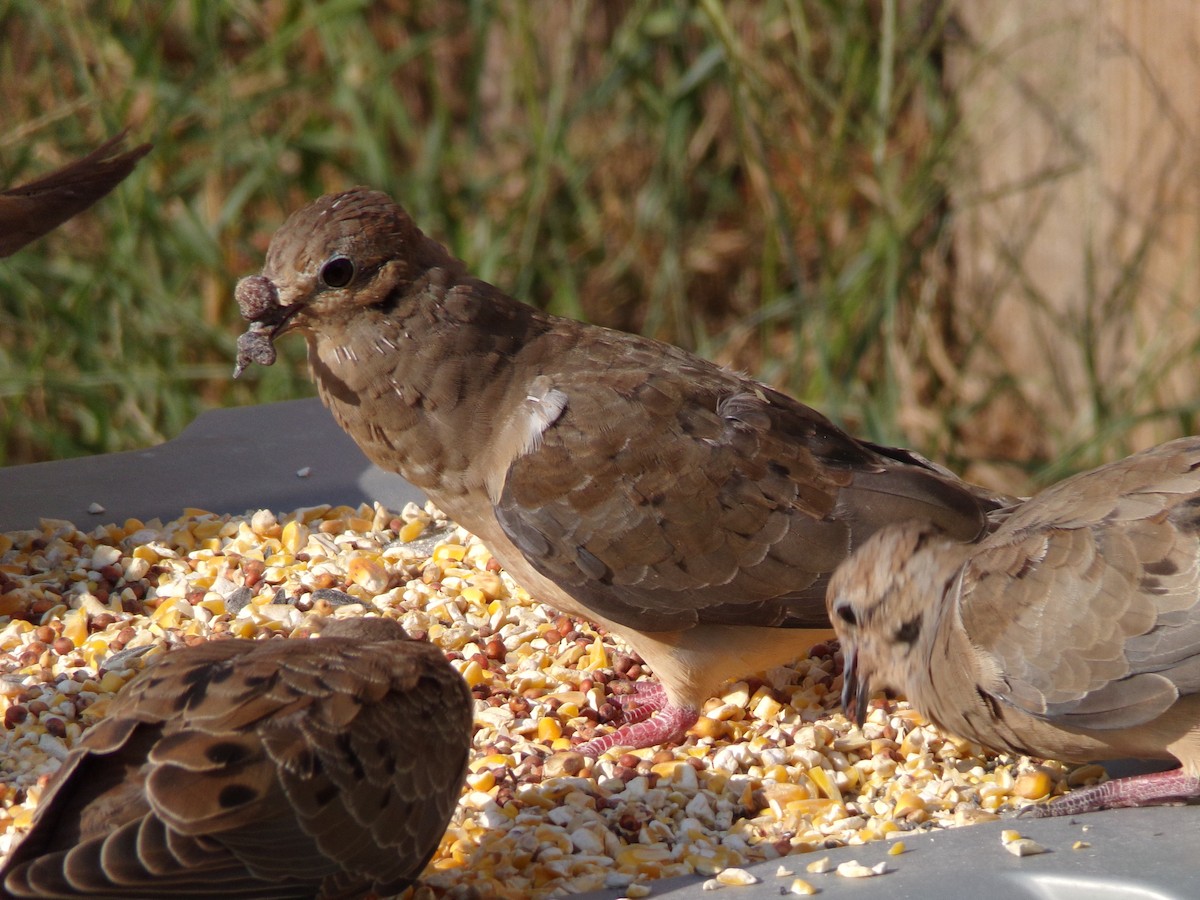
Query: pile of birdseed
0 501 1105 898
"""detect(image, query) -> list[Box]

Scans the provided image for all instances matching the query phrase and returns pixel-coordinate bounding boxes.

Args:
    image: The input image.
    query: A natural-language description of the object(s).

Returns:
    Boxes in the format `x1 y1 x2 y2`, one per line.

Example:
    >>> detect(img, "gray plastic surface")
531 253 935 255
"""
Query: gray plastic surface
0 398 423 531
1 398 1195 897
579 805 1198 898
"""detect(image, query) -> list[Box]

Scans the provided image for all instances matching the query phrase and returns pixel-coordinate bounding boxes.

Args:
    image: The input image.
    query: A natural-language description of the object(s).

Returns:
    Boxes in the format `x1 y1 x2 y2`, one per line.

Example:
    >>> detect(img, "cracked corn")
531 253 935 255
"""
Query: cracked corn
0 501 1085 897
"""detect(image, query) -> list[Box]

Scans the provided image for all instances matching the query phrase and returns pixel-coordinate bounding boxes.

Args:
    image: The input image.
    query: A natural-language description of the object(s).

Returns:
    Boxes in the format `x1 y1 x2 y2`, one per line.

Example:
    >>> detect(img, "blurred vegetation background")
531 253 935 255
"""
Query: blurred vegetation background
2 0 1198 495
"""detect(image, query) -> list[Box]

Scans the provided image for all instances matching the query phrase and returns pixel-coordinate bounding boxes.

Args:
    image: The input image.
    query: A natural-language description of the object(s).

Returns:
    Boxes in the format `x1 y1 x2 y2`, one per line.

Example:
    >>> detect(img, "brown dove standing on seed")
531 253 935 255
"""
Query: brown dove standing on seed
828 436 1200 816
231 187 1012 756
0 617 473 899
0 132 151 257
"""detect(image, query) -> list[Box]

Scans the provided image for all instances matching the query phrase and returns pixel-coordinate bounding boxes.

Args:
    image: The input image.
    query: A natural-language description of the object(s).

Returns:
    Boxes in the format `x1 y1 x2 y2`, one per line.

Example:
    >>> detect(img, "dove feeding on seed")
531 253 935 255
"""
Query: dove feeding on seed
0 616 473 899
232 187 1012 756
828 436 1200 816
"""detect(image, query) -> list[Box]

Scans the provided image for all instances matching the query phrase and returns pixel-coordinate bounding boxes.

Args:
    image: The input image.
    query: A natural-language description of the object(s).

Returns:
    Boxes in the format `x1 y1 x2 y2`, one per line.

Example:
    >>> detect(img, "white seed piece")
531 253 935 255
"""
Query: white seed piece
835 860 879 878
702 879 723 891
788 877 818 895
805 856 833 874
1003 838 1048 857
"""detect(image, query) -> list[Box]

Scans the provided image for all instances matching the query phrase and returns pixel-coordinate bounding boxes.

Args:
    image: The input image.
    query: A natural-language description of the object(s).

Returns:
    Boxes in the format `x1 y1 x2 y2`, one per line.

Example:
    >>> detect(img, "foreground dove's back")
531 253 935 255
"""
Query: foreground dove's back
0 132 150 257
231 187 1012 756
828 437 1200 816
0 617 473 899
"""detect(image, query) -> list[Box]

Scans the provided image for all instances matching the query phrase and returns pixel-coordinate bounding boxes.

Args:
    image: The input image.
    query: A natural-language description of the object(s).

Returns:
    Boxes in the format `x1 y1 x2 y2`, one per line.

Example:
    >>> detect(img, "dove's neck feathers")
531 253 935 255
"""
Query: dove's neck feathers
304 251 575 510
874 534 980 724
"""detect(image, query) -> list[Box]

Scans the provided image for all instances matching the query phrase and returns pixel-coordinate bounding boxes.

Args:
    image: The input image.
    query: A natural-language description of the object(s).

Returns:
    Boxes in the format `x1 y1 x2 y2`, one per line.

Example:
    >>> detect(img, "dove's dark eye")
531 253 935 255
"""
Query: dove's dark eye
320 255 356 288
834 602 858 627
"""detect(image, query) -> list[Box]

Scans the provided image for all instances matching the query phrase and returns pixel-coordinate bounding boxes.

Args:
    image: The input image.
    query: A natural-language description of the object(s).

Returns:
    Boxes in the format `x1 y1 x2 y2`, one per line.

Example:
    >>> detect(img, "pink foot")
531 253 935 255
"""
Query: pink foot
609 683 668 724
575 704 699 758
1019 768 1200 817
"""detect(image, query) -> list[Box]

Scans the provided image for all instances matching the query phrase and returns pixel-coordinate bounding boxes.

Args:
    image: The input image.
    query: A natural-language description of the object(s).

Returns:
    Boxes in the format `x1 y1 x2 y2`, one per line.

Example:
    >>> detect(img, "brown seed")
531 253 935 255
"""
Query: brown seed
485 639 506 660
4 706 28 728
542 629 563 645
508 697 531 716
34 625 55 643
98 564 124 583
90 612 117 630
618 753 639 769
52 637 74 655
242 558 266 587
44 717 67 738
27 700 49 717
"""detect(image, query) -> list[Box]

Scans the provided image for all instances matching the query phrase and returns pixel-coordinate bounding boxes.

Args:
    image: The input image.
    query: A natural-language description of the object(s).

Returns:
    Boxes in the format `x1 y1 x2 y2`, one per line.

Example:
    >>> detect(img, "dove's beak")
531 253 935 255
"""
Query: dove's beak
841 644 870 725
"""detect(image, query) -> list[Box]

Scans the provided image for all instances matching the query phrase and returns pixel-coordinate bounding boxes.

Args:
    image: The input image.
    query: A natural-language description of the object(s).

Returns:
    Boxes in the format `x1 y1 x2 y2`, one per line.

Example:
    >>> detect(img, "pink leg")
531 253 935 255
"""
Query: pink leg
575 704 699 758
1020 768 1200 818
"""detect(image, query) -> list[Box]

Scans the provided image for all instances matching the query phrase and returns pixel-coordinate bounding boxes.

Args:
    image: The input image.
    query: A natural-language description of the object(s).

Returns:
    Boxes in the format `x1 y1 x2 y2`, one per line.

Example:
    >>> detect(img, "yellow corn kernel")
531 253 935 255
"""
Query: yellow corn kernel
587 638 608 670
691 716 727 741
1014 771 1053 800
433 543 467 563
892 790 925 818
456 658 488 688
60 609 88 646
466 770 496 792
98 670 128 693
537 717 563 741
398 519 425 543
132 545 160 565
807 766 843 802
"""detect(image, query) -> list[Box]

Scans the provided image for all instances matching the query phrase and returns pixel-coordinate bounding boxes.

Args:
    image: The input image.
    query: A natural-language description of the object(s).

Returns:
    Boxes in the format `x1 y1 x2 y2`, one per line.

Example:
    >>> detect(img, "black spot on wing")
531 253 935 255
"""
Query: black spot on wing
219 783 259 809
206 741 253 765
1143 558 1179 576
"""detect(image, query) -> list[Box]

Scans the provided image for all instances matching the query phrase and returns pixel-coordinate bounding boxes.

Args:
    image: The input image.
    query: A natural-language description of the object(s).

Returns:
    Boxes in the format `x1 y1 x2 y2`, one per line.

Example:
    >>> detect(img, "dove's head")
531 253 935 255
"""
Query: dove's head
232 188 458 376
826 520 968 725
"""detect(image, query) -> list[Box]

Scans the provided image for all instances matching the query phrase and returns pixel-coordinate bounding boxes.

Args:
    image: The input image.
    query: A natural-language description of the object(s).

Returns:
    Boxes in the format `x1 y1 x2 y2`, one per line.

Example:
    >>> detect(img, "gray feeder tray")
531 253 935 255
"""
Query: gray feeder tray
2 398 1195 899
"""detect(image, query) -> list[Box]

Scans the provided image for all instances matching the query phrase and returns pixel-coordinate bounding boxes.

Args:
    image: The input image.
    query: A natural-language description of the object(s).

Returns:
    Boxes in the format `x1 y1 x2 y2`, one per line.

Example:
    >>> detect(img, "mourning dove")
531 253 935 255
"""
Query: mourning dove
231 187 1011 756
0 131 151 257
828 436 1200 816
0 617 472 898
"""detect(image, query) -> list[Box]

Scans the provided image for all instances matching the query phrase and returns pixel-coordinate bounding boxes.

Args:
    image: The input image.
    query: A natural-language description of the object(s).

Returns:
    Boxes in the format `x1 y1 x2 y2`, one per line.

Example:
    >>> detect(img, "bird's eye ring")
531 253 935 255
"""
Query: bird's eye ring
320 255 356 288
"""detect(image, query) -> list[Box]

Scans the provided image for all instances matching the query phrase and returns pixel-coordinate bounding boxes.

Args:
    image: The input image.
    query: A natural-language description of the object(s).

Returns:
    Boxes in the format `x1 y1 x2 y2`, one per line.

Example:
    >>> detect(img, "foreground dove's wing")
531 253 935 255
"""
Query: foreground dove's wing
828 436 1200 816
0 132 151 257
231 187 1013 755
0 617 473 899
